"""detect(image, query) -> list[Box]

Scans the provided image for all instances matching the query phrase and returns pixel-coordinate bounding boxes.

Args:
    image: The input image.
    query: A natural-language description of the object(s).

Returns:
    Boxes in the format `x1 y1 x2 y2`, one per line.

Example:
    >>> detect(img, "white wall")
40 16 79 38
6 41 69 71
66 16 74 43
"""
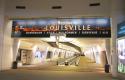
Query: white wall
84 43 108 66
5 0 110 18
0 0 14 70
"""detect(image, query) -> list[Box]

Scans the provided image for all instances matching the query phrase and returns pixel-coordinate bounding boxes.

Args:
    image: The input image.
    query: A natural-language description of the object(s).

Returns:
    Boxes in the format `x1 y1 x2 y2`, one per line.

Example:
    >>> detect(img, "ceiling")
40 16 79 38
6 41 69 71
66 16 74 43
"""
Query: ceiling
5 0 110 18
19 37 105 51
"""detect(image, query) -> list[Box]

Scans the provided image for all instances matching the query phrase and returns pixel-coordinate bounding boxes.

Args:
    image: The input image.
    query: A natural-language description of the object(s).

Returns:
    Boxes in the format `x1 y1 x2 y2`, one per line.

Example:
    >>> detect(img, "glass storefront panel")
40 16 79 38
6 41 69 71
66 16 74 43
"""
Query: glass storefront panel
118 39 125 73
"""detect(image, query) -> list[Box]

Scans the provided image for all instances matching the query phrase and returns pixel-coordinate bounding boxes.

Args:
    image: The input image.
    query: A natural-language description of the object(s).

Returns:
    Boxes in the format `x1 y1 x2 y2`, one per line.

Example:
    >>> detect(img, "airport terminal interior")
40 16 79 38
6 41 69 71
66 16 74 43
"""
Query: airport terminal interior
0 0 125 80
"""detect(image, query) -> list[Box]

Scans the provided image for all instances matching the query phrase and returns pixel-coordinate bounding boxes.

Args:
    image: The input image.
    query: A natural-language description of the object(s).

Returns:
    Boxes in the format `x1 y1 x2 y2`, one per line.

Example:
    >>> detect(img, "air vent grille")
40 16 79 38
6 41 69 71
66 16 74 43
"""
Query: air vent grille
89 3 100 6
16 6 26 9
52 6 62 9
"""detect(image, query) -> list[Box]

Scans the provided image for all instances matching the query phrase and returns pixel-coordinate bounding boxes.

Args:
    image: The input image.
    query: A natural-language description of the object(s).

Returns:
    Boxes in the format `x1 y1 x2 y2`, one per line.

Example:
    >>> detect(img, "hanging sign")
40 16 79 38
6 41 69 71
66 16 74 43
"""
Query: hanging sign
11 18 111 38
117 21 125 38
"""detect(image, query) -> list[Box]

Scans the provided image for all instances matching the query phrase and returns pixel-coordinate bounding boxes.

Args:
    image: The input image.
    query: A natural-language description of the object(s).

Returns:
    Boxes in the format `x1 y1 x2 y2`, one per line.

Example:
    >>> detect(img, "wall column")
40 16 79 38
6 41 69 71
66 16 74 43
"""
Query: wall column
111 17 118 77
13 39 20 62
110 0 125 77
105 39 111 65
0 0 5 71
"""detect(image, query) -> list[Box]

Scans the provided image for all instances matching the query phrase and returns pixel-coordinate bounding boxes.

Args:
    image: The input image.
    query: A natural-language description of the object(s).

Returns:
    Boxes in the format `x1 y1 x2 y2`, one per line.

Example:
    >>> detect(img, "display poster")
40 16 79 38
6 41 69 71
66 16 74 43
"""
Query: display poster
11 18 111 38
118 39 125 73
117 21 125 38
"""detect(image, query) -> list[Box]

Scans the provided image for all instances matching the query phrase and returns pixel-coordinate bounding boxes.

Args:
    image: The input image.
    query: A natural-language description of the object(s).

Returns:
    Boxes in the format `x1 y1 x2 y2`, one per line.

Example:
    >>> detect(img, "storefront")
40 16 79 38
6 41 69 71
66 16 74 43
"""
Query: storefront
117 21 125 74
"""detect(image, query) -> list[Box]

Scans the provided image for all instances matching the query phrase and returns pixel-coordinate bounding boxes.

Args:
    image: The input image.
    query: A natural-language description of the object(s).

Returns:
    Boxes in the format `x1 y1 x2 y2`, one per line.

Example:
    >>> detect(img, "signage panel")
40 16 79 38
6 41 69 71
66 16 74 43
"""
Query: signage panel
11 18 111 38
117 21 125 38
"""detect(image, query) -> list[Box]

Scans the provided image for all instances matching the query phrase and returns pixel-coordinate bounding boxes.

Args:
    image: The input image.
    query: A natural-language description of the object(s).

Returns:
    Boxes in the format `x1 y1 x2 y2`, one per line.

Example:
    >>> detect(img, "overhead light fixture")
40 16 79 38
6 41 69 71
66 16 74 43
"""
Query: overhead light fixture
51 6 62 9
89 3 100 6
16 6 26 9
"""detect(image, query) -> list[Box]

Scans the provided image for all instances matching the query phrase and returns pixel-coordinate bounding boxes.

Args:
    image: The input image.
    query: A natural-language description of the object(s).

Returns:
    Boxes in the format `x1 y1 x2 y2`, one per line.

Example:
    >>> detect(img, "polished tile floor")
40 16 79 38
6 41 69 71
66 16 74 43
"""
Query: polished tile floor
0 56 119 80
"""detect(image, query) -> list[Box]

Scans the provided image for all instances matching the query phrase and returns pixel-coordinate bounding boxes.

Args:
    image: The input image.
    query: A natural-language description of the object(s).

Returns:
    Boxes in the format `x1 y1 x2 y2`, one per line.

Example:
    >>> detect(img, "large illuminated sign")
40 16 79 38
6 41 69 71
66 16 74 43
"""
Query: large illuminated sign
11 18 111 38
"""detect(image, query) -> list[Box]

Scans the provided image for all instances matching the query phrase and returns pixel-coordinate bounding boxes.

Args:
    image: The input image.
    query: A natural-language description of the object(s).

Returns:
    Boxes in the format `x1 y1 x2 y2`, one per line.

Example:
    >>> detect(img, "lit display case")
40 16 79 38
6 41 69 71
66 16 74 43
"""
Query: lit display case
117 21 125 73
118 39 125 73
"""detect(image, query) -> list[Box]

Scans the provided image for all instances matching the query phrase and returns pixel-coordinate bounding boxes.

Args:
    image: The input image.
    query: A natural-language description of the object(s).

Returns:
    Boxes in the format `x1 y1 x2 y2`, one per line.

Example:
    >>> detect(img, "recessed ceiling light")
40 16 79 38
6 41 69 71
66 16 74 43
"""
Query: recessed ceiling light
89 3 100 6
16 6 26 9
51 6 62 9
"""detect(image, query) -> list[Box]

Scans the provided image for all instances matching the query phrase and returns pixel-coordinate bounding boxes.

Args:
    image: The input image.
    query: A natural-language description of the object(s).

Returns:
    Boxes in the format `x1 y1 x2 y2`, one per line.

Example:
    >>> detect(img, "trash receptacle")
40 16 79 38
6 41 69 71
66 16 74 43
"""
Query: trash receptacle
65 60 68 66
12 61 17 69
56 61 58 65
105 64 110 73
